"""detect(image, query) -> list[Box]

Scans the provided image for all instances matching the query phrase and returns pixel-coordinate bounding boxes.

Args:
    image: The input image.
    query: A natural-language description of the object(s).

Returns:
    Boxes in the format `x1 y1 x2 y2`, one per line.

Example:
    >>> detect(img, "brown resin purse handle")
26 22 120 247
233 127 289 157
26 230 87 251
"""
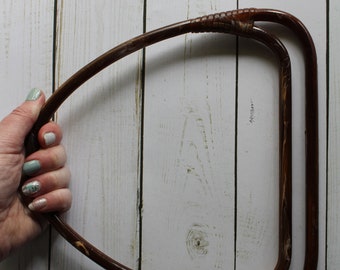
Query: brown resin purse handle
21 8 318 270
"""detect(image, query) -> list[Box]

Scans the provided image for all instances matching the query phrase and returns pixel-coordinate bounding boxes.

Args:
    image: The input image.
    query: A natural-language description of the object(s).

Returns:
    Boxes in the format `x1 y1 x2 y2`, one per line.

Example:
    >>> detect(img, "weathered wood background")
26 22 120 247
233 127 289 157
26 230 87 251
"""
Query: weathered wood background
0 0 333 269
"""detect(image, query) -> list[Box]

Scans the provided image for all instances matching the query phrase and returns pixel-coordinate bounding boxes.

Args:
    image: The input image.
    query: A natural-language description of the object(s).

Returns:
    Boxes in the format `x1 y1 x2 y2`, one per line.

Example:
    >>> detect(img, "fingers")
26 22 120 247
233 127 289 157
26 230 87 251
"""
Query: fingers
0 88 45 153
22 120 72 213
22 167 70 197
23 145 67 176
37 121 63 148
22 156 72 213
28 189 72 213
22 167 72 213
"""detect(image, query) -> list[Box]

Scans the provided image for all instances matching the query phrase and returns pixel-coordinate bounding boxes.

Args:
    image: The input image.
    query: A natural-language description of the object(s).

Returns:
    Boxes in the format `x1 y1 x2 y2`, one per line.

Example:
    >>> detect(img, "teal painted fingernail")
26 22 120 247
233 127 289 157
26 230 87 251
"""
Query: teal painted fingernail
22 180 40 196
43 132 56 146
26 88 41 101
22 160 41 175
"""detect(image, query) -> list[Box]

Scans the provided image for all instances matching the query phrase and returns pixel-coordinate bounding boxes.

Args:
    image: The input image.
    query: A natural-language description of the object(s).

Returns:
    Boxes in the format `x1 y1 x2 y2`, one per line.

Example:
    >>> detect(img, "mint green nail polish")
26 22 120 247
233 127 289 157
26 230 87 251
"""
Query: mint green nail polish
26 88 41 101
22 160 41 175
22 180 40 196
43 132 56 146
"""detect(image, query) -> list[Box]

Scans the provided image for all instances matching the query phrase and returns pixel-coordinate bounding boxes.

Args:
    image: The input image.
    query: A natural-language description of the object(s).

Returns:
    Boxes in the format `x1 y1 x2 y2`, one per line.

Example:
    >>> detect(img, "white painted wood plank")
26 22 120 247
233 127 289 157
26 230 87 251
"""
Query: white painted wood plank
236 38 280 269
237 1 327 269
327 0 340 269
50 1 144 269
0 1 54 269
142 1 237 269
0 0 54 116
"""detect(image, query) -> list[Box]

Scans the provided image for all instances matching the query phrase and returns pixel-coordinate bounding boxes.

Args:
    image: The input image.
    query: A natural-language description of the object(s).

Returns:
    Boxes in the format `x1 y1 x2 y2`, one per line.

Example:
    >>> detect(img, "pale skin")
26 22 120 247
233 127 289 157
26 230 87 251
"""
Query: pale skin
0 89 71 260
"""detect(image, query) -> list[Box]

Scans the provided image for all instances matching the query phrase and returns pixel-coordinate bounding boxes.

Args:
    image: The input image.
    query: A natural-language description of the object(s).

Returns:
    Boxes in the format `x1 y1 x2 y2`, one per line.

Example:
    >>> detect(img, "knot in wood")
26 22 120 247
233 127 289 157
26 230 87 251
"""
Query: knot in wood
186 224 209 258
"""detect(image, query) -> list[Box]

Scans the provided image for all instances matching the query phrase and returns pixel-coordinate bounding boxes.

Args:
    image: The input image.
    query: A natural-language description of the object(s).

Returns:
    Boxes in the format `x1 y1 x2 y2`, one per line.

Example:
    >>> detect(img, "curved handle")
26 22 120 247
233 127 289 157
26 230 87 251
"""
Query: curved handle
22 8 317 270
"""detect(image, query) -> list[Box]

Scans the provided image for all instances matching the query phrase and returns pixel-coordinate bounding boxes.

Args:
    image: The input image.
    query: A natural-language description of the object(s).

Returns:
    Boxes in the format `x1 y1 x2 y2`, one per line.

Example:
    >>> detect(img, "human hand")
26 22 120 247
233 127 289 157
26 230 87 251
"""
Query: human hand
0 88 71 260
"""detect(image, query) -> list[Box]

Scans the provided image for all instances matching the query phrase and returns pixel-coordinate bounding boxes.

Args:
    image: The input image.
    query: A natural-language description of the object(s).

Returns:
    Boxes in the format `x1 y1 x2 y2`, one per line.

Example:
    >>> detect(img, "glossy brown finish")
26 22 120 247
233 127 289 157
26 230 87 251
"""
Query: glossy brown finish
21 8 317 270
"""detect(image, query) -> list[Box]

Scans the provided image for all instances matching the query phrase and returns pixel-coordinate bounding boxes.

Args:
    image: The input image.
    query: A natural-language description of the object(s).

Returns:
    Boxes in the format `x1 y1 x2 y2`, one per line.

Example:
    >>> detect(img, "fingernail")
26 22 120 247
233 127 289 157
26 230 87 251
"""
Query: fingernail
43 132 56 146
28 198 47 211
22 160 41 176
22 180 40 196
26 88 41 101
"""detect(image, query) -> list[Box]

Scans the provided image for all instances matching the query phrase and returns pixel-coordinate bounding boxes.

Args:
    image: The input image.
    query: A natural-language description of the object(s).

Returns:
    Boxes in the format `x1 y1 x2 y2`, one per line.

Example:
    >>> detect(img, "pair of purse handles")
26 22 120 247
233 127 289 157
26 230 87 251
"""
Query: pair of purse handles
21 8 318 270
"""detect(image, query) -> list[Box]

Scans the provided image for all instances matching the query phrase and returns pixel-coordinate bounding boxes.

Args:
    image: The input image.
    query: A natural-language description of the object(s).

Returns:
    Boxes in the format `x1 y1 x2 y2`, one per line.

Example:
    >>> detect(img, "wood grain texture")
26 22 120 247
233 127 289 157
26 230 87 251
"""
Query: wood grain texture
0 1 55 269
327 0 340 268
49 1 144 269
0 0 54 116
142 1 237 269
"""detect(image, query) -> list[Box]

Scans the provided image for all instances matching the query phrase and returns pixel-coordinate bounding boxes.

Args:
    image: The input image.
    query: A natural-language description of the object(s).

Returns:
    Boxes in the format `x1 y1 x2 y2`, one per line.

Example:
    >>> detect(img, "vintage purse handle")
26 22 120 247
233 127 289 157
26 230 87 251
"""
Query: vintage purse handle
20 8 318 270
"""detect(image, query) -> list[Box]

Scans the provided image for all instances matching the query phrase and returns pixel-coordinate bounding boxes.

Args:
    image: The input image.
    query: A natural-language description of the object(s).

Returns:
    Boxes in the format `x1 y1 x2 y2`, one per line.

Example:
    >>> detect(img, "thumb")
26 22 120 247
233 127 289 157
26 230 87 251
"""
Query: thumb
0 88 45 152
